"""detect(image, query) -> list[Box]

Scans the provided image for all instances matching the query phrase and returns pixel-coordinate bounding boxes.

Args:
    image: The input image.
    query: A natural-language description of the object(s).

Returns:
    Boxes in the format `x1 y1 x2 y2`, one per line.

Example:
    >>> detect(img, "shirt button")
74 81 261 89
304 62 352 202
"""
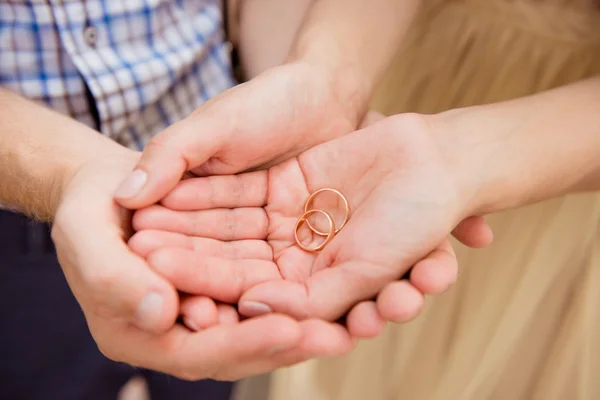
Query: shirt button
83 25 98 46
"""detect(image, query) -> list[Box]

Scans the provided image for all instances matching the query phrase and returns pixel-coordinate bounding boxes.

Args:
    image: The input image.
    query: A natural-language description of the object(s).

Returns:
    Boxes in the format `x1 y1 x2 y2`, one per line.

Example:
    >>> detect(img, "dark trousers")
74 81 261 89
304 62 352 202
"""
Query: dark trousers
0 210 234 400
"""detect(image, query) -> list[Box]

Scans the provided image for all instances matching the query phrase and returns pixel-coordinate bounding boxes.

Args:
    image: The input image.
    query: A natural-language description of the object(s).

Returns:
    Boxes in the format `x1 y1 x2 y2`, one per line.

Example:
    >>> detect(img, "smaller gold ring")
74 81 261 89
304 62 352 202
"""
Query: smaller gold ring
294 209 335 252
304 188 350 236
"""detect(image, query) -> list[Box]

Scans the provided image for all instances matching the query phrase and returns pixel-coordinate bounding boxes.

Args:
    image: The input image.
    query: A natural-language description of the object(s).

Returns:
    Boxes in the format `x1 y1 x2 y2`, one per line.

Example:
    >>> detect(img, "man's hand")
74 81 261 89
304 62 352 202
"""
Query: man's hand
52 151 354 380
53 153 180 333
129 113 490 323
114 62 361 209
114 0 423 223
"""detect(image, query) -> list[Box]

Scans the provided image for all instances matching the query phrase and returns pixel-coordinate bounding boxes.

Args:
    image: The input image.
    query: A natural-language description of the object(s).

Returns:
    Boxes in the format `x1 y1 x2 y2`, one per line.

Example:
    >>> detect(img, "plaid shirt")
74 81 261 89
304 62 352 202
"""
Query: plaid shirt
0 0 235 150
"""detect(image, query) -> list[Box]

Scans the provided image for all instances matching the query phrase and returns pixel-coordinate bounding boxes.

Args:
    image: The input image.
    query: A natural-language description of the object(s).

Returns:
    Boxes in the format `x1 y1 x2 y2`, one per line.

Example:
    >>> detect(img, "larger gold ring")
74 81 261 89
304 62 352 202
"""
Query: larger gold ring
304 188 350 236
294 209 335 252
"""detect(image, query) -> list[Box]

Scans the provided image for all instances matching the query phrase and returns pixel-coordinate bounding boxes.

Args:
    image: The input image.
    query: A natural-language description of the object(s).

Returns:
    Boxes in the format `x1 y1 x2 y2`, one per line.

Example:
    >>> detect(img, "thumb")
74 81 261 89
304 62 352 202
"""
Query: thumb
119 247 181 333
83 240 179 333
113 118 224 209
53 221 180 333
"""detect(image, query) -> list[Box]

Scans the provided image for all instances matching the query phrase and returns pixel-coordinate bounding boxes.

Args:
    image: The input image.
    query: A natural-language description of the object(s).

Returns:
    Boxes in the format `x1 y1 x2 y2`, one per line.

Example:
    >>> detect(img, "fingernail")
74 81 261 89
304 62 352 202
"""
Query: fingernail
136 292 164 330
239 301 272 317
183 317 199 332
115 169 147 199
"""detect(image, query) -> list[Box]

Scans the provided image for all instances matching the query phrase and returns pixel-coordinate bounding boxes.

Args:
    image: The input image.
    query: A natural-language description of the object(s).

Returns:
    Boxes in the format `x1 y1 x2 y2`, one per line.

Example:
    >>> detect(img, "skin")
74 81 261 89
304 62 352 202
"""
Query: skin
52 150 362 381
114 0 492 338
129 112 492 337
130 113 486 324
114 0 423 208
0 0 424 380
0 0 488 380
131 76 600 325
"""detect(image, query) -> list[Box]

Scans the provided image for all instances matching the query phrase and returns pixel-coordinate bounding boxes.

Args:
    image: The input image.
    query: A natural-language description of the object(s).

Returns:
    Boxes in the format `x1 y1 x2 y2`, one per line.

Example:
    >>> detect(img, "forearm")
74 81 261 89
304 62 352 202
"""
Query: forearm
434 77 600 216
0 89 129 220
231 0 315 79
288 0 421 122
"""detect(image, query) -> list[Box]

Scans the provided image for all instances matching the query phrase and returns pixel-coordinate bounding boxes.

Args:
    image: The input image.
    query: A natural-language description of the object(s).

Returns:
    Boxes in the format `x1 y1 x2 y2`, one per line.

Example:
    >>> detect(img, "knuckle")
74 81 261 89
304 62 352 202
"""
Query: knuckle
228 240 240 260
143 137 169 159
231 175 245 203
257 209 269 237
143 131 186 163
146 132 171 151
206 176 218 208
225 209 238 240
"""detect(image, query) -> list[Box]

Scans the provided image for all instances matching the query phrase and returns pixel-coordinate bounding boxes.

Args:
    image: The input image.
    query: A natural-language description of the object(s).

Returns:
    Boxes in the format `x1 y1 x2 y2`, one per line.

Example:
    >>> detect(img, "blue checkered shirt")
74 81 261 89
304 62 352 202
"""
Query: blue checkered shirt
0 0 236 150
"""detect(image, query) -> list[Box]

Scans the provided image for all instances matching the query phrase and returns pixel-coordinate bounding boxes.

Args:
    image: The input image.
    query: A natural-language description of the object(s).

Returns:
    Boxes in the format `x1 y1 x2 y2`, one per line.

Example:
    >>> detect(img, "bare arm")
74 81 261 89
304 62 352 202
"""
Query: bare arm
434 76 600 216
231 0 420 118
228 0 315 80
287 0 420 119
0 89 129 220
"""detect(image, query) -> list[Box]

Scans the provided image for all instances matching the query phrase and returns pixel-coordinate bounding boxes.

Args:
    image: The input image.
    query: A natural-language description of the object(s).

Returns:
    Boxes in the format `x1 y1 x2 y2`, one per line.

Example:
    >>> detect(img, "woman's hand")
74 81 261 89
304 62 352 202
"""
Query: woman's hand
129 113 490 328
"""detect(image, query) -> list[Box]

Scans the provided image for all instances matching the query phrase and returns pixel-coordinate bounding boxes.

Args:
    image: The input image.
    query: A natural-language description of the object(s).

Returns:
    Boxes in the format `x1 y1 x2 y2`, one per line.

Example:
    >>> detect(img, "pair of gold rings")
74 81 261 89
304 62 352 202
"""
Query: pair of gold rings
294 188 350 252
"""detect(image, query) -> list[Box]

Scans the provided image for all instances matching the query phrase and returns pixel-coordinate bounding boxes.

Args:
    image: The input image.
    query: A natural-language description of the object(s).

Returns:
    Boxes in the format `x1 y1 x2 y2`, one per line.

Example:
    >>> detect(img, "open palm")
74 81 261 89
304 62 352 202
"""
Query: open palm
131 114 485 323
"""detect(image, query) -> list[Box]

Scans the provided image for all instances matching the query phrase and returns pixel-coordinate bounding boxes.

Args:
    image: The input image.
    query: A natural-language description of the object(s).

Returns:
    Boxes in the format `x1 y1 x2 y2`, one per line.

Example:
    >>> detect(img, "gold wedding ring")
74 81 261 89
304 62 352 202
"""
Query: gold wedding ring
294 187 350 252
304 188 350 236
294 209 335 252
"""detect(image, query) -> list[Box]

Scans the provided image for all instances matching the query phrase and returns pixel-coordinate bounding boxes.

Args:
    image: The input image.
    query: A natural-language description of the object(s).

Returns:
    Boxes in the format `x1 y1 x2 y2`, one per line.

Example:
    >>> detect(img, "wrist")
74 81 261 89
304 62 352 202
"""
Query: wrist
286 48 371 129
427 108 508 219
55 134 134 217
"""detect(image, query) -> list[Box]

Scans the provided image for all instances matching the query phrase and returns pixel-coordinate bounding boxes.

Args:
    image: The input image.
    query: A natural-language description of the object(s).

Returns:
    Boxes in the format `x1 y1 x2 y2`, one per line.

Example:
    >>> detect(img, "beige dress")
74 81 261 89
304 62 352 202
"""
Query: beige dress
268 1 600 399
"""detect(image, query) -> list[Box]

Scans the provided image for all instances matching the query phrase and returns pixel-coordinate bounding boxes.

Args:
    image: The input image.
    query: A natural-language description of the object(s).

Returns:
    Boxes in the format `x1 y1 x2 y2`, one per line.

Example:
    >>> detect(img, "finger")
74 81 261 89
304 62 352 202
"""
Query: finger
181 298 239 331
53 222 180 334
148 248 280 303
180 296 219 331
239 281 307 319
129 230 194 257
129 230 272 260
345 301 386 339
248 183 445 321
272 319 355 363
217 303 240 325
409 239 459 295
114 117 225 209
161 172 268 211
452 216 494 248
376 280 425 323
100 314 305 381
239 258 424 324
132 205 269 240
221 319 354 377
239 260 394 321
